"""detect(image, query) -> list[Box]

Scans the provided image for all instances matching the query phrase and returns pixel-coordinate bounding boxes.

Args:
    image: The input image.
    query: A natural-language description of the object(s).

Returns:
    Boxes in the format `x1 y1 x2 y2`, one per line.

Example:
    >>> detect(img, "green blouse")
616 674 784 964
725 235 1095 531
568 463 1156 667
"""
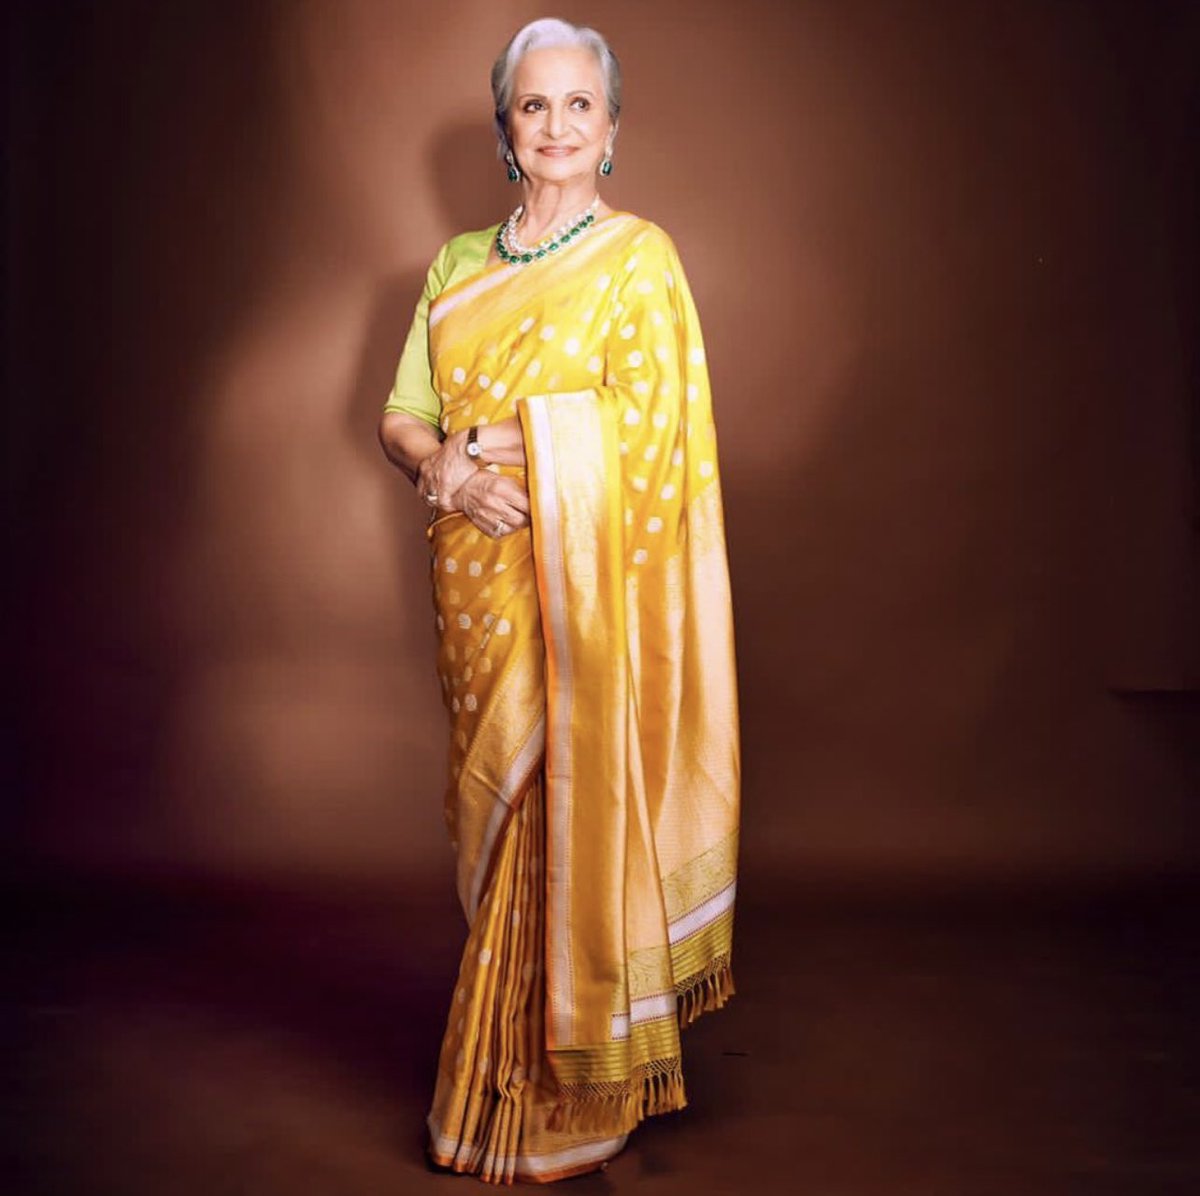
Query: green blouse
382 225 500 433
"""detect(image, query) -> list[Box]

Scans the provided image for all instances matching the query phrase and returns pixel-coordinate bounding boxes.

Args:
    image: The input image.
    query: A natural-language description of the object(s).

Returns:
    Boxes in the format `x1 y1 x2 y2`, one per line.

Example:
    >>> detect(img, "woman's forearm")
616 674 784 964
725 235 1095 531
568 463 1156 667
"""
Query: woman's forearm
474 416 527 467
378 412 442 484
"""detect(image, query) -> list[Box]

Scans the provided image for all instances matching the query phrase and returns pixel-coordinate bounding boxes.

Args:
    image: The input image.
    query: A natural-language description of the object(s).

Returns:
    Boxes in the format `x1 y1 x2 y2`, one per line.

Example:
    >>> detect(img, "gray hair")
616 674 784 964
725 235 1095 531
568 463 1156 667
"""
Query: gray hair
491 17 622 158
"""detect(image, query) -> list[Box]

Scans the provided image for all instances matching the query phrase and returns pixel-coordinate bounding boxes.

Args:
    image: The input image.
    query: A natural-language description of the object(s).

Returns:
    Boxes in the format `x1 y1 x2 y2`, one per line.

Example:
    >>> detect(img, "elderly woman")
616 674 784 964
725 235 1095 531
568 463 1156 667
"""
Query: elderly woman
378 17 740 1184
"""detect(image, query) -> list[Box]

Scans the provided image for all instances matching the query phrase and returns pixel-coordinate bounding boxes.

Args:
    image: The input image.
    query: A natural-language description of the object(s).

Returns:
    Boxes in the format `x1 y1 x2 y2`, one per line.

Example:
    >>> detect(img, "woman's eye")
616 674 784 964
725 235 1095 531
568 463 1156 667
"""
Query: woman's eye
571 97 590 109
522 100 544 112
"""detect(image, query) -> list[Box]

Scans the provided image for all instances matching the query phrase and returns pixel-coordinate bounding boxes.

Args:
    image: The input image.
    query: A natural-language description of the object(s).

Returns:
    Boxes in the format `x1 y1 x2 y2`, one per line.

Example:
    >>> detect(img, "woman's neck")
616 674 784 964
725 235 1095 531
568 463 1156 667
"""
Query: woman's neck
515 182 606 244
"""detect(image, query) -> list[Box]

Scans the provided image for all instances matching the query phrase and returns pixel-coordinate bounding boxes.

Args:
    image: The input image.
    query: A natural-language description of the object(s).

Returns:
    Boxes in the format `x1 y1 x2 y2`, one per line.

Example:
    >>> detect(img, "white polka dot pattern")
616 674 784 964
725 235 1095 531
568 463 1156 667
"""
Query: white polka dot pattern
424 218 724 790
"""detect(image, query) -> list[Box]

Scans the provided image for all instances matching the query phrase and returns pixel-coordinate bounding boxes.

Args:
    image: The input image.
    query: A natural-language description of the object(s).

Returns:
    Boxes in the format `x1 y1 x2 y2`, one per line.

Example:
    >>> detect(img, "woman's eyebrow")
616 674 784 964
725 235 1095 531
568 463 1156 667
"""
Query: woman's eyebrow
516 89 598 101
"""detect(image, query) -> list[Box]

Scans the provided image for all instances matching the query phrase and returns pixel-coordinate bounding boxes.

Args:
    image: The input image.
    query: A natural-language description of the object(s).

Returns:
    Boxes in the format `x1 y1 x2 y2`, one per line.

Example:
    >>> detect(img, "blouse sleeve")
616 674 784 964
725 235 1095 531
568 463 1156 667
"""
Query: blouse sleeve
382 241 451 434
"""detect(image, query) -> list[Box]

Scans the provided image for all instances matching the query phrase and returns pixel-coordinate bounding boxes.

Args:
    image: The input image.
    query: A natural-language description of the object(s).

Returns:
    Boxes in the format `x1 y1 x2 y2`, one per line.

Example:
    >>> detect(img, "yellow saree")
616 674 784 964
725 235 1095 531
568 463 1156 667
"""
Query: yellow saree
420 212 740 1183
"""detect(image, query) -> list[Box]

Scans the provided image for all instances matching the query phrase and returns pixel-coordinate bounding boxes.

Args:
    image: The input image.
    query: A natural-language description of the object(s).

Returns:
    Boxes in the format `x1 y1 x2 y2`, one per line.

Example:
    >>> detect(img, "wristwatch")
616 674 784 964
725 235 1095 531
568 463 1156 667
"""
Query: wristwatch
466 425 483 461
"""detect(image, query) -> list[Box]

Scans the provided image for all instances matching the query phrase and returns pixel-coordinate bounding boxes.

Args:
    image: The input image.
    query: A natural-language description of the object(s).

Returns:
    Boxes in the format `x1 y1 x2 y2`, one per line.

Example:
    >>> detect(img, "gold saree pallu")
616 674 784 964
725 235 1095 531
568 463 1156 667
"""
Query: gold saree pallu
424 213 740 1158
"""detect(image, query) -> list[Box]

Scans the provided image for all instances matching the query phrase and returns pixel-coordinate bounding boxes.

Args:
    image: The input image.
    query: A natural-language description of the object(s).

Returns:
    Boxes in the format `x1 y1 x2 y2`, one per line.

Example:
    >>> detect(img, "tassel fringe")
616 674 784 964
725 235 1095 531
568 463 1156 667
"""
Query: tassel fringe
545 959 736 1135
546 1058 687 1136
677 955 736 1029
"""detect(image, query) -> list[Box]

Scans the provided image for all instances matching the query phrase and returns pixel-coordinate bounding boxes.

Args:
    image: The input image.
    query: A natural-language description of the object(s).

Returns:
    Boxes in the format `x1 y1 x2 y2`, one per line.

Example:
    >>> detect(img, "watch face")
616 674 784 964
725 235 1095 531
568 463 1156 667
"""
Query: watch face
467 442 481 457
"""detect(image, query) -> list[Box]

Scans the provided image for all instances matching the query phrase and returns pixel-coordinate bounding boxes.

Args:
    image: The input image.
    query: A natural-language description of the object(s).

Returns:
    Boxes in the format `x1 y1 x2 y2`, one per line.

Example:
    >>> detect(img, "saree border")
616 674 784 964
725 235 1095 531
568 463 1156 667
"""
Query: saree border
427 1112 628 1182
521 391 580 1047
546 1017 681 1084
428 212 637 341
668 878 736 945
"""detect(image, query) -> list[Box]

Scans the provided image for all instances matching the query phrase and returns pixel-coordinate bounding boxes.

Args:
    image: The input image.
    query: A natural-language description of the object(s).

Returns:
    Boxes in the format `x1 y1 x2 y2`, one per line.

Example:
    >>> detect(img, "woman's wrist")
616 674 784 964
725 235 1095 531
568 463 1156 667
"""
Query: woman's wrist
413 445 440 483
469 417 526 467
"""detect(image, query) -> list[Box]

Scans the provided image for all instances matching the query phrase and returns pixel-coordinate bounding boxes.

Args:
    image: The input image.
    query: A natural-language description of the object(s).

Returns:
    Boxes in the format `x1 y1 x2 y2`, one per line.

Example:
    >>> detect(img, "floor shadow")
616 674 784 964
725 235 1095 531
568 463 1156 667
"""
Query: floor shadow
9 875 1200 1195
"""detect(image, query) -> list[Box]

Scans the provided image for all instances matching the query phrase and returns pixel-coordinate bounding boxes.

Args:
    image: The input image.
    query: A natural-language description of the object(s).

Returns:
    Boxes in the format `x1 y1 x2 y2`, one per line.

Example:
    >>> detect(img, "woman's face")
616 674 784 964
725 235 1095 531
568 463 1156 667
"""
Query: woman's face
507 46 613 187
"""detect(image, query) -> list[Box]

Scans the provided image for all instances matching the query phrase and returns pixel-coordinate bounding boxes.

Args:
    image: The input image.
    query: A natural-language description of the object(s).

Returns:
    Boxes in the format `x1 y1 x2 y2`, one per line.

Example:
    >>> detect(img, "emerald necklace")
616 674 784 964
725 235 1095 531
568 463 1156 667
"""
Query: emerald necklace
495 196 600 265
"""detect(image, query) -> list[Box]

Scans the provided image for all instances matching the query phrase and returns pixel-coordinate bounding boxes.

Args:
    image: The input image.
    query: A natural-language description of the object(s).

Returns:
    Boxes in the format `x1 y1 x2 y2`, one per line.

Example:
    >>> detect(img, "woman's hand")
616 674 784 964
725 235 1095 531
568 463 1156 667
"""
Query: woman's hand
454 470 531 538
416 430 479 512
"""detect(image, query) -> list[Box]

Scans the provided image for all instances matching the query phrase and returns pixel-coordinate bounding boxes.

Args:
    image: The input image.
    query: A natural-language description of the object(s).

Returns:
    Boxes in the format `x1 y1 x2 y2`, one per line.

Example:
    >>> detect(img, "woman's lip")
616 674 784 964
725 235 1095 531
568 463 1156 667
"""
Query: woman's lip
537 147 578 156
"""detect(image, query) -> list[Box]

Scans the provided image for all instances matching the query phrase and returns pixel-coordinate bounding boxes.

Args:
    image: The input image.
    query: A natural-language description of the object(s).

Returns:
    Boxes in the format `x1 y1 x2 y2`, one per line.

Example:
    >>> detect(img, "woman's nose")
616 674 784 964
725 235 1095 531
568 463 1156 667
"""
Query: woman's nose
545 103 567 138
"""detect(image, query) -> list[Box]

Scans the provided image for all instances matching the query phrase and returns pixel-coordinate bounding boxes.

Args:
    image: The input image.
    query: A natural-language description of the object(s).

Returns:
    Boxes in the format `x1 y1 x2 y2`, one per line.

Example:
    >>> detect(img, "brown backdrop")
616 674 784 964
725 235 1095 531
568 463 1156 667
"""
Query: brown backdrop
7 0 1198 893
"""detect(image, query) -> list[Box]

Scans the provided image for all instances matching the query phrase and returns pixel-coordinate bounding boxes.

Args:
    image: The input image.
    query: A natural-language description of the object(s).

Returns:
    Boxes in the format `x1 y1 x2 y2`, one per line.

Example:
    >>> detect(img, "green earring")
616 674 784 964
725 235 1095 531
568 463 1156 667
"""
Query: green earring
505 151 520 182
599 154 613 177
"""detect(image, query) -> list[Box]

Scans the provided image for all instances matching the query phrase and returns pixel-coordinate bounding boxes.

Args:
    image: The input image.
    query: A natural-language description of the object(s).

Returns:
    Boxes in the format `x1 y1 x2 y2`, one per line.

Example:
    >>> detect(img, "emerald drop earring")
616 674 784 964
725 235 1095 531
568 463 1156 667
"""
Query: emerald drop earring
599 149 614 177
505 151 521 182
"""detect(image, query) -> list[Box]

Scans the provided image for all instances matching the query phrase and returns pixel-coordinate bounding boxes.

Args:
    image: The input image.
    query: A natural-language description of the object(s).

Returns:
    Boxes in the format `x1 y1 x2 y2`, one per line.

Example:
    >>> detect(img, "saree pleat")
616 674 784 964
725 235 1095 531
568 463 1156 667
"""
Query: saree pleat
416 212 740 1182
427 775 631 1183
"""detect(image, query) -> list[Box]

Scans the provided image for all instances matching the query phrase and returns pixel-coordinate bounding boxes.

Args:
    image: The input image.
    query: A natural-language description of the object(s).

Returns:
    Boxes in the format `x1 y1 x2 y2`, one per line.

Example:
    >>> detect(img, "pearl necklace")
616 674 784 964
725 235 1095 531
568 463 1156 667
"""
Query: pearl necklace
496 195 600 265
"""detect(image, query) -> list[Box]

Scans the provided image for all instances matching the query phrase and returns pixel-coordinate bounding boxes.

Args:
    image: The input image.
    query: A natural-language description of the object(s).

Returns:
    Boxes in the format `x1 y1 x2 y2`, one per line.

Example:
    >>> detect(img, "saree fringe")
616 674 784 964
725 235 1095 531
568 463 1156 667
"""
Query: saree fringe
678 955 737 1029
546 1057 688 1136
544 957 737 1136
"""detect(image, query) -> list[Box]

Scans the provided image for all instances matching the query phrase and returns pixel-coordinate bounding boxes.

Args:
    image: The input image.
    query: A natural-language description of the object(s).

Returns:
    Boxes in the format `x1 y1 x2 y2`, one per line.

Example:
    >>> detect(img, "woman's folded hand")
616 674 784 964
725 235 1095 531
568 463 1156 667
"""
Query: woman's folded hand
418 430 480 512
454 471 531 538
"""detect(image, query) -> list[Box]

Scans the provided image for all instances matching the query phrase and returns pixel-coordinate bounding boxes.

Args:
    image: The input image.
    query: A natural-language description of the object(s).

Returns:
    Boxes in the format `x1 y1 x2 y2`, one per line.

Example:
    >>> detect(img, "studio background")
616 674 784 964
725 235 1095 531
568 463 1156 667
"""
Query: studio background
8 0 1198 894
